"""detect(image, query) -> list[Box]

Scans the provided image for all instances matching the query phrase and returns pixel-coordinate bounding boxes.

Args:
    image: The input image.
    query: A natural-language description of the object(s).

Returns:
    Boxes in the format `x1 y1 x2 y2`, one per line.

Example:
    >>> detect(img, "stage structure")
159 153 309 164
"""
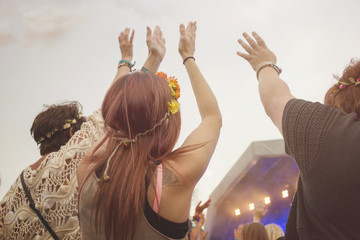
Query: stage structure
205 139 299 240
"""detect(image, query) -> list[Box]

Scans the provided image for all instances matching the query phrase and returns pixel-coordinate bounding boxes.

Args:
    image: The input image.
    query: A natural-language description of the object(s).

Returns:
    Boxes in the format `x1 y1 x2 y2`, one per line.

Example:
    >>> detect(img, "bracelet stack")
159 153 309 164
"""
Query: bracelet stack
255 61 282 80
118 60 136 71
192 215 200 222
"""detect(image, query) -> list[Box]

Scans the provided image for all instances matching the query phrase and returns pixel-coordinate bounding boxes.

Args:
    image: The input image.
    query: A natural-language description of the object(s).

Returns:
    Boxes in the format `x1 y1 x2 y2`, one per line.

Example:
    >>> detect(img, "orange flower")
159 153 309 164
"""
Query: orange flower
156 72 181 114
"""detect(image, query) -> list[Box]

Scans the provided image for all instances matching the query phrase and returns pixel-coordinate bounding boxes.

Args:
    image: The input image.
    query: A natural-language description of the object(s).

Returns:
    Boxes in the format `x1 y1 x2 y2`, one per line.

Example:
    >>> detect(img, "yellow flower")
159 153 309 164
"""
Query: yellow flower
156 72 181 114
168 99 179 114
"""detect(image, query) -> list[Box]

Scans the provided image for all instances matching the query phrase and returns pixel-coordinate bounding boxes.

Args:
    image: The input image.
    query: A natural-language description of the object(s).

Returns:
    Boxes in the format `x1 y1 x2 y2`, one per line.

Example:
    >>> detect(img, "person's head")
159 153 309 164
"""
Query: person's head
265 223 284 240
30 101 86 155
242 222 269 240
324 58 360 117
101 71 181 160
89 71 182 239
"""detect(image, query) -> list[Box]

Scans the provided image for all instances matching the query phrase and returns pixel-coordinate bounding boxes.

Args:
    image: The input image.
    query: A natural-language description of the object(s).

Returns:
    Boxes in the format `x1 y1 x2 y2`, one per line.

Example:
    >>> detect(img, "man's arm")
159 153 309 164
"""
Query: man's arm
237 32 294 134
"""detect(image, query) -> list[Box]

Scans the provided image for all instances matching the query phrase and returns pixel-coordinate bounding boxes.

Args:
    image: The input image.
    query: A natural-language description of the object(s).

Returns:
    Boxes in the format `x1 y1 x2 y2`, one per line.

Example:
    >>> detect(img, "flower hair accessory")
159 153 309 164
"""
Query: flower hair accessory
103 72 180 181
156 72 181 114
333 77 360 93
38 111 82 144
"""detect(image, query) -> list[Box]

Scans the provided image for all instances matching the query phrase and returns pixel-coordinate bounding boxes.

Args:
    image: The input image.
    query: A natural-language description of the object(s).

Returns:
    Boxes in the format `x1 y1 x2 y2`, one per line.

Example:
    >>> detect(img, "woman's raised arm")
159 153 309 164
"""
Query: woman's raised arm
177 21 222 184
111 28 134 85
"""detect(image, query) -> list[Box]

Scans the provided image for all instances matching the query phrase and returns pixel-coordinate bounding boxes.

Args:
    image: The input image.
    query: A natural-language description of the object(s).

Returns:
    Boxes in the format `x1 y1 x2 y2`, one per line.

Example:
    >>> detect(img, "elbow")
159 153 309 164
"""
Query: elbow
262 101 273 118
203 112 222 130
213 112 223 129
218 113 223 128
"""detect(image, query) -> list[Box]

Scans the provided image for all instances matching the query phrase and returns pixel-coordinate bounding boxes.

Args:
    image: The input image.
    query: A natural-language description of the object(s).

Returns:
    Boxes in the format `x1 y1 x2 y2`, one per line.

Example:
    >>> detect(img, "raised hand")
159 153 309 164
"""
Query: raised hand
253 202 268 222
234 224 244 239
237 32 277 71
195 198 211 217
118 28 134 61
146 26 166 63
178 21 197 60
199 229 208 240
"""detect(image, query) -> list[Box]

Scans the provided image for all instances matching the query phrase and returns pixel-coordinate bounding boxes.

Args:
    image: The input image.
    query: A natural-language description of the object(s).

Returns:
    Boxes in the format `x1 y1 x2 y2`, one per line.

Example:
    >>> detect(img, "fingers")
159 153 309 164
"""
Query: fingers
236 50 250 61
186 21 197 35
119 28 133 43
179 24 185 36
146 26 152 40
243 32 258 49
252 31 266 47
192 21 197 33
130 29 134 43
202 231 208 239
203 198 211 207
153 25 160 37
186 22 192 32
154 25 165 44
237 38 253 54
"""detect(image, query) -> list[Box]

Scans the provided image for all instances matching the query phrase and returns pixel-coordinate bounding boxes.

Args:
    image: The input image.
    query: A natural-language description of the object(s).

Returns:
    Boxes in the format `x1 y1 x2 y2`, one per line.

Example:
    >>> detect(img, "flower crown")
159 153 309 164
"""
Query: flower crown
155 72 181 114
333 77 360 93
38 111 83 144
103 72 180 181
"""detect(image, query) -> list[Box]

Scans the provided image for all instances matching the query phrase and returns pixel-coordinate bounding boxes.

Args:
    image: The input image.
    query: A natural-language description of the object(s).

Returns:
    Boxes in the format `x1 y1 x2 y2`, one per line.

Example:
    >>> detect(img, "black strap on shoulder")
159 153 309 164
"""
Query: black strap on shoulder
20 171 60 240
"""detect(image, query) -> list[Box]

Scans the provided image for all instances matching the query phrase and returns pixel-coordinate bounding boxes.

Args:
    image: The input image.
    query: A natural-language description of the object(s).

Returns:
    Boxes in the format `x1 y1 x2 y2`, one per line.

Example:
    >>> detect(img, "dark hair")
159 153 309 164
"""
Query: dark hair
85 71 183 240
242 222 269 240
30 101 86 155
324 58 360 118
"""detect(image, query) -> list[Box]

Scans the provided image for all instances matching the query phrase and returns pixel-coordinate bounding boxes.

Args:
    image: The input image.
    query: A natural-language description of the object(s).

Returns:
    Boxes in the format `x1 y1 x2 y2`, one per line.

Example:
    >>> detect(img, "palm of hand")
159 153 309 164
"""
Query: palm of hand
146 26 166 61
148 39 166 60
234 224 243 239
118 28 134 59
120 43 133 59
178 22 196 59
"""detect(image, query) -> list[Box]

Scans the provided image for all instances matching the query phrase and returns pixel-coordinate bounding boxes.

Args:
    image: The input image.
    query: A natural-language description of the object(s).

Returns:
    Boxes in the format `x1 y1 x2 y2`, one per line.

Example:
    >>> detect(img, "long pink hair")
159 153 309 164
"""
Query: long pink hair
83 71 183 240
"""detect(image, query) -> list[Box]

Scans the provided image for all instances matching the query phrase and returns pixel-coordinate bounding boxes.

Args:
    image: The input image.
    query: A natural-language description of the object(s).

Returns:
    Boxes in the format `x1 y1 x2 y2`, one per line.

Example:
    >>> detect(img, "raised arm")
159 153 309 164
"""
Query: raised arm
111 26 165 88
142 26 166 73
237 32 294 135
177 21 222 183
111 28 134 85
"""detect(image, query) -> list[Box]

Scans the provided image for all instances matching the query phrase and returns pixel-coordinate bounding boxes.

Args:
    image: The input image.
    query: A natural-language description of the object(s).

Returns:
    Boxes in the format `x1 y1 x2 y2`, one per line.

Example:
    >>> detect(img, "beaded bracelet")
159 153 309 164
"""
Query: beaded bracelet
141 66 154 73
118 60 136 71
192 216 200 222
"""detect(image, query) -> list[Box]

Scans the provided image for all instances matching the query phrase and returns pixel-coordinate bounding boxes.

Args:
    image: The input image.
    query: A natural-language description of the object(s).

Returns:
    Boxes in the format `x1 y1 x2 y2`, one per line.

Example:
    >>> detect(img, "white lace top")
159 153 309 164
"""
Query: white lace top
0 110 105 240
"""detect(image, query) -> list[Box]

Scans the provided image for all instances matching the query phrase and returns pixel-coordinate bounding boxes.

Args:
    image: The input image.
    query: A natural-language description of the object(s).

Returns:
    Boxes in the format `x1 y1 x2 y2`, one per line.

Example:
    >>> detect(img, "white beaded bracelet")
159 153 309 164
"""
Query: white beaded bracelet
255 61 282 80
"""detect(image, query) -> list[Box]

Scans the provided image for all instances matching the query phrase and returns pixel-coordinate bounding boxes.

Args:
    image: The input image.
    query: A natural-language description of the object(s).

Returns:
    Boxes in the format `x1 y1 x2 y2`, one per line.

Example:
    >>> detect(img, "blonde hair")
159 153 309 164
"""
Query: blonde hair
265 223 284 240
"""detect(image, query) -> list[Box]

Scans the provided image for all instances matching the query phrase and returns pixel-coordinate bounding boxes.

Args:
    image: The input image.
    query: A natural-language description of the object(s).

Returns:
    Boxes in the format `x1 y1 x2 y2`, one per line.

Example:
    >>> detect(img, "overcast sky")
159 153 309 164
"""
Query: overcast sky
0 0 359 214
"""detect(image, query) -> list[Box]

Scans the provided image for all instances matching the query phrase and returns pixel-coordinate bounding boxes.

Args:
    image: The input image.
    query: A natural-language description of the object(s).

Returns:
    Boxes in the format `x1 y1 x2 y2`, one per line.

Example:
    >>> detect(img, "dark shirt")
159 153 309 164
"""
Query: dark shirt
282 99 360 240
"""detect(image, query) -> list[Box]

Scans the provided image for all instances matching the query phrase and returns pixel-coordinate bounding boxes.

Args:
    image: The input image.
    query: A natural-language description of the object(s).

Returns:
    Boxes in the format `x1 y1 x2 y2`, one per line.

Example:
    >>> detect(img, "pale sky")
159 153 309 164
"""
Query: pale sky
0 0 359 214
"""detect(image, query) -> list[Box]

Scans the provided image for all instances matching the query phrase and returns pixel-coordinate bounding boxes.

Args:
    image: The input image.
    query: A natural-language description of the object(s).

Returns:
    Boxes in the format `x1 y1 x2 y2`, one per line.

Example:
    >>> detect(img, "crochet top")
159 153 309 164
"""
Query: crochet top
0 110 105 239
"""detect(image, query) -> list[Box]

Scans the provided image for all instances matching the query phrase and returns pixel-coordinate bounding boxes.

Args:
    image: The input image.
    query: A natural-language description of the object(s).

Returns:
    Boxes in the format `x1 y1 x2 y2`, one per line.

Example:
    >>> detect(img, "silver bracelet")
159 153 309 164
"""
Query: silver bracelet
255 61 282 80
